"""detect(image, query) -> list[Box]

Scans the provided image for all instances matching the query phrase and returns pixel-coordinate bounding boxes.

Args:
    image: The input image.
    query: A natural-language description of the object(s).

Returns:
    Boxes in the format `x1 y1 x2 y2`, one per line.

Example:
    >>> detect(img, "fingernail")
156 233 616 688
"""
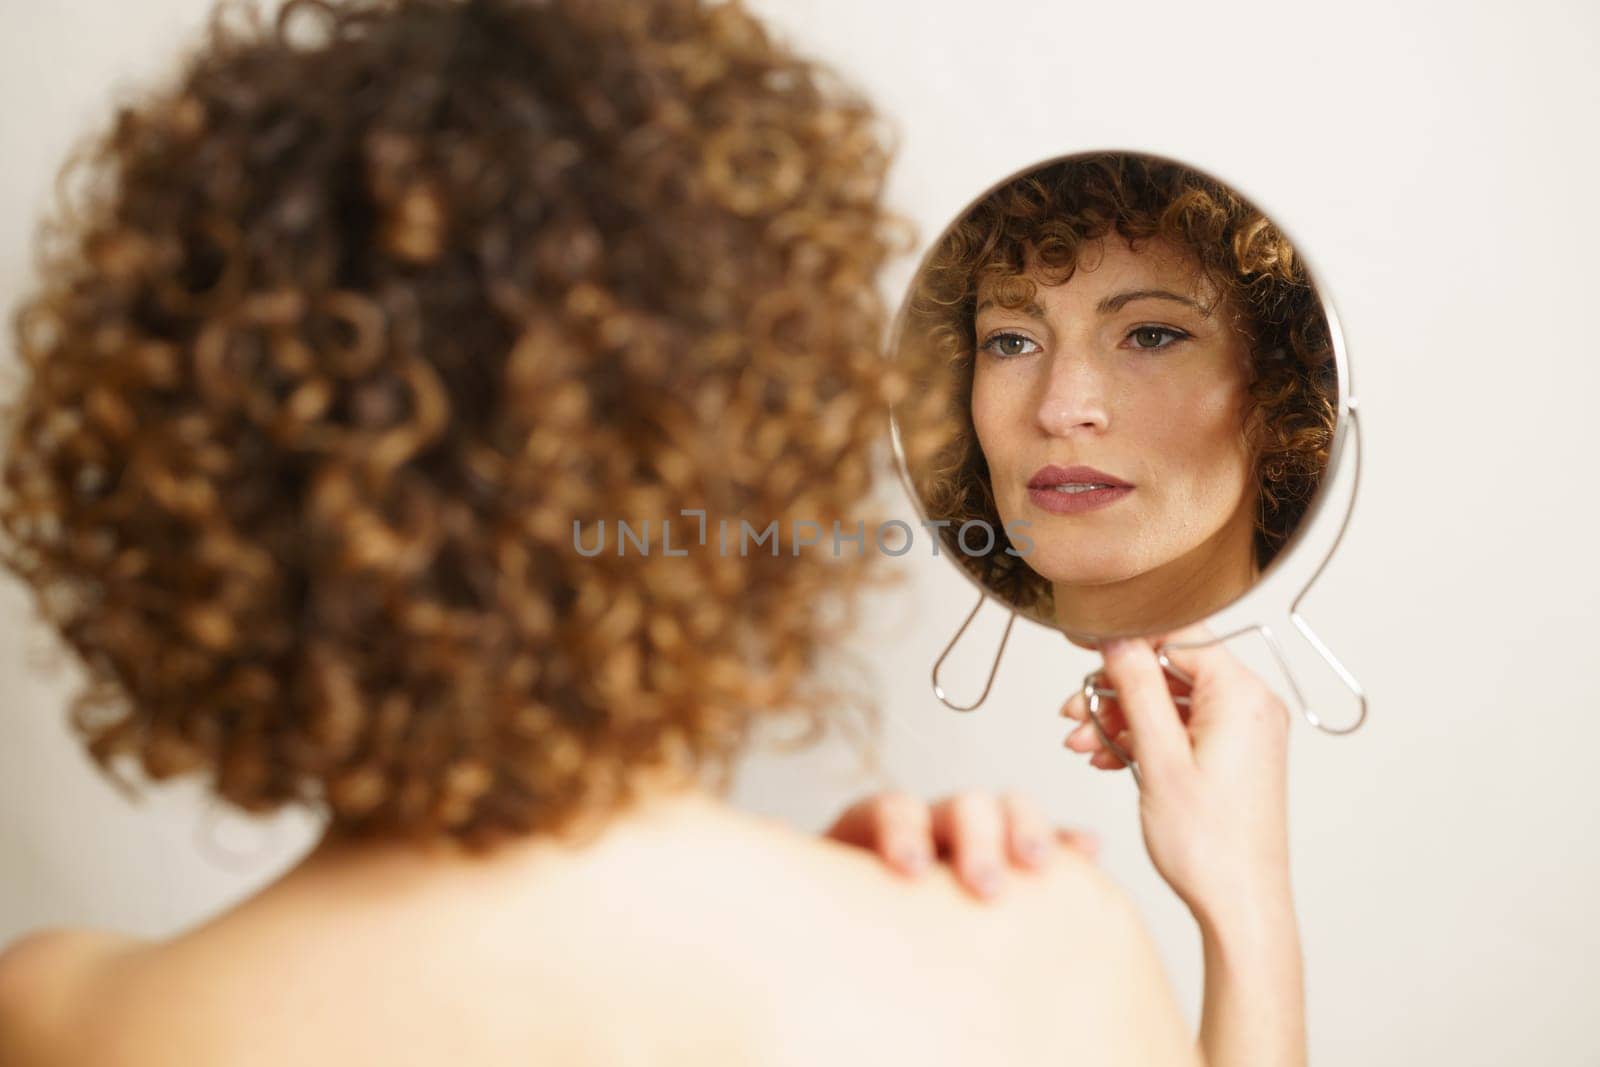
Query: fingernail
1102 638 1131 655
895 843 929 874
1017 836 1046 866
972 866 1001 898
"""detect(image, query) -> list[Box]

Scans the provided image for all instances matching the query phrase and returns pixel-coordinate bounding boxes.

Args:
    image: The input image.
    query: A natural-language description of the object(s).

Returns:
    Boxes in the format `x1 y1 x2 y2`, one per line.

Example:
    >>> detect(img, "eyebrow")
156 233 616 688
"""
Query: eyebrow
1095 288 1211 316
974 298 1046 320
974 289 1211 319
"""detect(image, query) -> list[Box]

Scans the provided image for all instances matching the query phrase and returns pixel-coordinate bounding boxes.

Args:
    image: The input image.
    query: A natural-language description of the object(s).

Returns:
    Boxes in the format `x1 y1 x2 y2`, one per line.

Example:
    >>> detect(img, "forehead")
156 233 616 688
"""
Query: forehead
975 234 1218 309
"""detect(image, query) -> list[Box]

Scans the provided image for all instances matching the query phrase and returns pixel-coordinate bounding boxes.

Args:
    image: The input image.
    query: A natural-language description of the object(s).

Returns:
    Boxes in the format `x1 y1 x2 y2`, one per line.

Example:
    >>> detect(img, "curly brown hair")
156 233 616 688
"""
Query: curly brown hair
0 0 917 845
892 151 1337 625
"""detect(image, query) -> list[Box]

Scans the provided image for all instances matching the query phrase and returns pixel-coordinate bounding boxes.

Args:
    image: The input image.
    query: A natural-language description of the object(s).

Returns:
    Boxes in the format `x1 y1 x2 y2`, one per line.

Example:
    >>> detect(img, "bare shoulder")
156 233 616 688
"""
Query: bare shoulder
1022 855 1202 1066
919 851 1203 1067
0 927 143 1067
781 821 1200 1066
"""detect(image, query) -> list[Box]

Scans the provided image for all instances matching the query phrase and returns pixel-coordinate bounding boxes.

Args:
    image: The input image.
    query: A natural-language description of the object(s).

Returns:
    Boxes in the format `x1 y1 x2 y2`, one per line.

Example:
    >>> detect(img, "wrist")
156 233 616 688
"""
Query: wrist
1196 892 1304 1039
1188 873 1298 947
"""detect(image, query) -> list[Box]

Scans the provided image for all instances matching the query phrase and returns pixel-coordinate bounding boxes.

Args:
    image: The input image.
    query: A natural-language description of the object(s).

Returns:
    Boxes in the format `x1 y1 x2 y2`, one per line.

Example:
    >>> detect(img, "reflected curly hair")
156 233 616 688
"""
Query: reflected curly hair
894 152 1337 622
0 0 915 844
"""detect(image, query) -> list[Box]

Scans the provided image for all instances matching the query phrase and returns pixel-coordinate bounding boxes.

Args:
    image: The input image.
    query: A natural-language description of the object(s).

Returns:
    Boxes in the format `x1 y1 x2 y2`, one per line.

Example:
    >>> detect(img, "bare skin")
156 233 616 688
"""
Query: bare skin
849 629 1307 1067
1065 632 1305 1067
0 783 1199 1067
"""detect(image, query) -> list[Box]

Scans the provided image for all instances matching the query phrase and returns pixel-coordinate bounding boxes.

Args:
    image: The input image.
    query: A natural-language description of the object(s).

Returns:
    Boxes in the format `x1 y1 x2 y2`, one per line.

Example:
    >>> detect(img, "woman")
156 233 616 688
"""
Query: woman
898 152 1338 637
0 1 1199 1064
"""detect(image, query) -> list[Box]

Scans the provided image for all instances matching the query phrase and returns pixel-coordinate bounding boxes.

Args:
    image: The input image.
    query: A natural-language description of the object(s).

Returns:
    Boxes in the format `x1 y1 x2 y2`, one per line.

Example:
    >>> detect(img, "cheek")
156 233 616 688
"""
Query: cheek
1198 400 1253 506
969 367 1012 465
1140 376 1250 495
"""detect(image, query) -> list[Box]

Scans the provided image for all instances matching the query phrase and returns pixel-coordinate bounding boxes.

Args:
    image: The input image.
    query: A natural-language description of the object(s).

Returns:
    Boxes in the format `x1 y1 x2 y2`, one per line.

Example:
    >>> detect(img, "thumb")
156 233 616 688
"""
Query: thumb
1149 625 1261 737
1099 637 1193 781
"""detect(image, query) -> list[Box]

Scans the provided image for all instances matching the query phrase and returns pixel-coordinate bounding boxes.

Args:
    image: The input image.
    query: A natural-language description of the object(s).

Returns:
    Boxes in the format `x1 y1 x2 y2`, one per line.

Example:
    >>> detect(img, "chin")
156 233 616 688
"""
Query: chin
1026 547 1150 588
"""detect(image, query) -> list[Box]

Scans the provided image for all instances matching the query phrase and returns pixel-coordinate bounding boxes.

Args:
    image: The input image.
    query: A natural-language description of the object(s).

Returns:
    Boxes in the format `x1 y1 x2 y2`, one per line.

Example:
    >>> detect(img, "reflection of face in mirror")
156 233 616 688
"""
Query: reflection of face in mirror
972 235 1258 635
896 153 1336 640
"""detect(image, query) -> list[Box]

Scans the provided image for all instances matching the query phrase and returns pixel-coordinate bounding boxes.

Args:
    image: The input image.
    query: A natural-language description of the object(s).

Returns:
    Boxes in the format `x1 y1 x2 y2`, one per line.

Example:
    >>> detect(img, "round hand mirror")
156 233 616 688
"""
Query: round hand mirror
888 149 1362 743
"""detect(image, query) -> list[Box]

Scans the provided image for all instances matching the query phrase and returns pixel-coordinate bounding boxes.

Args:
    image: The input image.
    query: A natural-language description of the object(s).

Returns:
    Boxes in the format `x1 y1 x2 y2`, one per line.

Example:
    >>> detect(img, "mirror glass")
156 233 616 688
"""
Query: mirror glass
890 150 1347 642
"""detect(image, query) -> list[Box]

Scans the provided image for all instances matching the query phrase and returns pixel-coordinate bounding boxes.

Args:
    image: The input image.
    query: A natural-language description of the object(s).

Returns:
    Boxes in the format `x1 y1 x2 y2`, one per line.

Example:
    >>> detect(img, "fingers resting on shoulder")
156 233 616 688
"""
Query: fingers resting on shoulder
824 790 1098 900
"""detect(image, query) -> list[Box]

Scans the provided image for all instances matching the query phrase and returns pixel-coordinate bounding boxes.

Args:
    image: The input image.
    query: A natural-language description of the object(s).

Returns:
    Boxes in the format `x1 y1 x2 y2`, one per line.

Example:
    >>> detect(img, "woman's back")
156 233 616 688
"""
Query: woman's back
1 790 1196 1066
0 2 1201 1062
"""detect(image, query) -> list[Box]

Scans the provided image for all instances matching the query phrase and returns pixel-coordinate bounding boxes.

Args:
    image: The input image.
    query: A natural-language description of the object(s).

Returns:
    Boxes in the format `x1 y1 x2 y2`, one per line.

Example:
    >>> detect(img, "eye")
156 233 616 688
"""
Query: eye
979 332 1041 359
1126 325 1189 351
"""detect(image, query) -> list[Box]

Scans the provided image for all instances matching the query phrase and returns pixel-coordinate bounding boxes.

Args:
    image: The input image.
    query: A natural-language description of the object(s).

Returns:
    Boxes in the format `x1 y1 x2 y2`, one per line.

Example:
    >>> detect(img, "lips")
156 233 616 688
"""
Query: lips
1025 464 1133 516
1026 465 1132 491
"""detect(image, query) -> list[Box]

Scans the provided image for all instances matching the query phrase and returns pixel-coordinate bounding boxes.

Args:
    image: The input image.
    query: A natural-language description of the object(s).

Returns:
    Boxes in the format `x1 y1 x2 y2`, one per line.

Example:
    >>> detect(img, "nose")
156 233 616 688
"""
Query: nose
1034 350 1110 436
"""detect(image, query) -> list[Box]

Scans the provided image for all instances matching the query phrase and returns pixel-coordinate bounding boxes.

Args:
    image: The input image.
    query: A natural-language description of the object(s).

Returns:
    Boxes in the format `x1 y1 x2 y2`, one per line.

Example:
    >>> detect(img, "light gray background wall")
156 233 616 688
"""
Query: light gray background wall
2 1 1596 1064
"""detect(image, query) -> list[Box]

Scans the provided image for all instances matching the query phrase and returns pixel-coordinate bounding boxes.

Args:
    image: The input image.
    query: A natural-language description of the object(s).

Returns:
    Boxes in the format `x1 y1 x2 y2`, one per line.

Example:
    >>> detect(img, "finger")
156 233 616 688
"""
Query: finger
1062 713 1126 755
1150 625 1284 735
1060 674 1122 723
1092 703 1128 740
1054 827 1100 859
823 792 932 875
1094 686 1185 729
998 792 1054 869
1089 747 1128 771
1110 729 1136 767
1064 720 1101 752
1095 727 1138 769
1148 622 1223 660
1060 689 1088 722
1149 625 1239 700
1067 694 1138 759
930 792 1007 899
1056 684 1107 726
1099 638 1192 780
